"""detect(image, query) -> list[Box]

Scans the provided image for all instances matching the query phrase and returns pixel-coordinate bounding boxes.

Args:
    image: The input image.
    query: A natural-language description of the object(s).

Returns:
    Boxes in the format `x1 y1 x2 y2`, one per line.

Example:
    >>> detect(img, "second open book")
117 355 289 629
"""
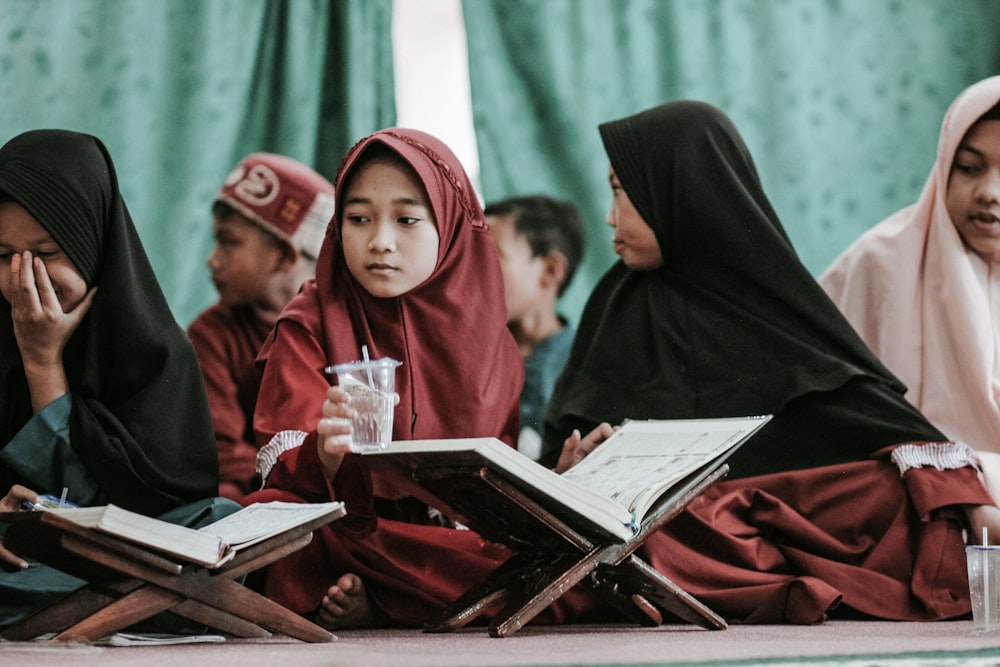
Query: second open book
368 416 772 542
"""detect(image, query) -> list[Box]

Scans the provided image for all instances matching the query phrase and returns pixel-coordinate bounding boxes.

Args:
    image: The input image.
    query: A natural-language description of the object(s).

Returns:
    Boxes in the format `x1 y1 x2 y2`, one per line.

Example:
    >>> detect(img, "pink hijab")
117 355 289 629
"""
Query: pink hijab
820 76 1000 452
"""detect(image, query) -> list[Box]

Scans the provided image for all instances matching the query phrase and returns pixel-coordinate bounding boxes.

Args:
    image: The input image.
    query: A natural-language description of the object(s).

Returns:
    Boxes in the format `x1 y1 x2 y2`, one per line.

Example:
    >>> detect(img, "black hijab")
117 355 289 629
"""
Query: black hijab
542 101 943 471
0 130 218 515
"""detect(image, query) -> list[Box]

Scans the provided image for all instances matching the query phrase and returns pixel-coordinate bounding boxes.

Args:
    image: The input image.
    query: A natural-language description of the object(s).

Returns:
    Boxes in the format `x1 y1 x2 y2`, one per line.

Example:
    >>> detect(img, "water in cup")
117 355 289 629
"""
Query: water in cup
326 358 401 453
343 382 394 452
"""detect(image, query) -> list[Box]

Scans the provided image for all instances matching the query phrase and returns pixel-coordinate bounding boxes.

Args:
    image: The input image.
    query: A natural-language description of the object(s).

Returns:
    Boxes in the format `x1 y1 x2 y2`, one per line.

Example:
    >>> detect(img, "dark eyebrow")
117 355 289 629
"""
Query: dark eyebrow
392 197 428 207
343 196 429 209
956 143 985 159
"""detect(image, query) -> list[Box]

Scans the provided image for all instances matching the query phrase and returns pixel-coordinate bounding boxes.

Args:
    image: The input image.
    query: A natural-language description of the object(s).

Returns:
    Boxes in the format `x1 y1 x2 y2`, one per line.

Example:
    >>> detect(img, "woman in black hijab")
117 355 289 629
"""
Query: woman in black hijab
536 101 1000 623
0 129 231 627
542 101 946 475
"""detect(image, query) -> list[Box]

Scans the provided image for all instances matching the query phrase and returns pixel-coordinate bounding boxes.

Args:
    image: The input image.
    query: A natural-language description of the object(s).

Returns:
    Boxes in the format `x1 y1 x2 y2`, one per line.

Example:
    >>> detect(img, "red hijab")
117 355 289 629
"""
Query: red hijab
262 128 522 447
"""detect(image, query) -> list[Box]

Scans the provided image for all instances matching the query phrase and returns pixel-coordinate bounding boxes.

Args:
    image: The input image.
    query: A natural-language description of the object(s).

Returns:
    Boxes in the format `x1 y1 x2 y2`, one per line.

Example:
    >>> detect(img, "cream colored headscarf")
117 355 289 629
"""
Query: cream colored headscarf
820 76 1000 452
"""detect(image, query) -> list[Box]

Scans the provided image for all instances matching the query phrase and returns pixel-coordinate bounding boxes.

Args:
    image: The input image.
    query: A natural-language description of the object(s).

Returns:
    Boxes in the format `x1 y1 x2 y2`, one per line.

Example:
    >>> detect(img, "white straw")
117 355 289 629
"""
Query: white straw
985 526 991 629
361 345 375 386
58 487 68 508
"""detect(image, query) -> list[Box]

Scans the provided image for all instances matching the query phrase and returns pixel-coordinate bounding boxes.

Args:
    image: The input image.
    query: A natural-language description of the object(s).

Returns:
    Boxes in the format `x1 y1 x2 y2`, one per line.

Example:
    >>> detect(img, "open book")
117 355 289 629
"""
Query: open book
1 501 345 568
367 416 770 542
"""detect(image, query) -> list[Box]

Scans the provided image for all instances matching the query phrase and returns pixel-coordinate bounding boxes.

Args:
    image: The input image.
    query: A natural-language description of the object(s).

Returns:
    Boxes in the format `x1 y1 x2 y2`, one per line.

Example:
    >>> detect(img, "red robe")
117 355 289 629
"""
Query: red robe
641 450 989 624
246 128 527 623
188 303 271 500
251 439 989 626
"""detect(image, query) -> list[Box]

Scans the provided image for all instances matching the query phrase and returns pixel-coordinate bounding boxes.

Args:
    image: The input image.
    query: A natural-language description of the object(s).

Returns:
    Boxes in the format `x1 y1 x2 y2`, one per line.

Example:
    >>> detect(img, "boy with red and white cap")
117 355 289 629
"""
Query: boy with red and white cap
188 153 335 501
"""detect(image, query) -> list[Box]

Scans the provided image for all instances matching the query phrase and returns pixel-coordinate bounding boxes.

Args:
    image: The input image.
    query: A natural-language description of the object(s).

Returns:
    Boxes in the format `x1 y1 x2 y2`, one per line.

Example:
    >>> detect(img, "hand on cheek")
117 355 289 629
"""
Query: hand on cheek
10 252 95 369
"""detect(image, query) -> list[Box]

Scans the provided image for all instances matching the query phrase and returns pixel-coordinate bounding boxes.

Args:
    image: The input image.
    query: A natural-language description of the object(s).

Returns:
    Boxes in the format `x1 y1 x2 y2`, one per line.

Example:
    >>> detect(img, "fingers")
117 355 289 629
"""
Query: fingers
8 251 35 312
1 484 38 512
590 422 618 443
324 384 352 408
566 428 582 449
321 390 355 432
554 423 620 473
317 417 353 441
0 543 28 571
578 423 615 454
316 384 355 476
554 429 584 474
10 252 53 317
0 485 35 569
64 287 97 331
321 385 355 427
30 254 61 312
318 390 354 456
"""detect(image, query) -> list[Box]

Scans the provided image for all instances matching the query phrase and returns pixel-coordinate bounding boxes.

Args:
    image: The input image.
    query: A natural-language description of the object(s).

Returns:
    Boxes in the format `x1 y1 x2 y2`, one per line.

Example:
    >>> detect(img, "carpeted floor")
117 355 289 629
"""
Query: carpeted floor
3 621 1000 667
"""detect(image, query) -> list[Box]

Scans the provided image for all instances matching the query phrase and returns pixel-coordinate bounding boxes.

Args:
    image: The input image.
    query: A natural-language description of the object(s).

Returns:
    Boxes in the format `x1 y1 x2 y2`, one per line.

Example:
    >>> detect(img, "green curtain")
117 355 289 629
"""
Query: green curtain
463 0 1000 324
0 0 395 326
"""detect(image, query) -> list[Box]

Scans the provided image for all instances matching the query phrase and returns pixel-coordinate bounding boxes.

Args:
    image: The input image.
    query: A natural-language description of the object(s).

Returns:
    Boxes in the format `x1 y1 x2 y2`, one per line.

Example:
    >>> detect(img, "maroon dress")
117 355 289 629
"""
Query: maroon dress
640 448 988 624
245 128 528 624
188 302 272 500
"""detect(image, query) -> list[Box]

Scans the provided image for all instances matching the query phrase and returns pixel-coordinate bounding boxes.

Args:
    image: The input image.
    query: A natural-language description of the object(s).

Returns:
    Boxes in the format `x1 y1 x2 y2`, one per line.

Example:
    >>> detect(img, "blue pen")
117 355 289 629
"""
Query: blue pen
21 489 78 510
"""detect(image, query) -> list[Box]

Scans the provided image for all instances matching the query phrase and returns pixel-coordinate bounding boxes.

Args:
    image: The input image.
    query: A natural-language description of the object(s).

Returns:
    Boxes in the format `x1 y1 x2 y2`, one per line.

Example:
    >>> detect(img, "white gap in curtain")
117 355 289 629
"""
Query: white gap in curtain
392 0 482 198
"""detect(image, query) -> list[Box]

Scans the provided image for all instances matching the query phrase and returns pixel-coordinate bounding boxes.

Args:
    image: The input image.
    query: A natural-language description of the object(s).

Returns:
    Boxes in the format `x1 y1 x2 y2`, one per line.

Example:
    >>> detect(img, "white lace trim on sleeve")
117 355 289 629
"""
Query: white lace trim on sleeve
890 442 973 476
256 430 307 485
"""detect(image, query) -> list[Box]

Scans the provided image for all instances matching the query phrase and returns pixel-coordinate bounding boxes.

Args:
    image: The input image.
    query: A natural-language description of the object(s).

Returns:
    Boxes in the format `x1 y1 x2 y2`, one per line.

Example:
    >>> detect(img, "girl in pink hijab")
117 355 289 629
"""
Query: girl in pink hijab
821 76 1000 453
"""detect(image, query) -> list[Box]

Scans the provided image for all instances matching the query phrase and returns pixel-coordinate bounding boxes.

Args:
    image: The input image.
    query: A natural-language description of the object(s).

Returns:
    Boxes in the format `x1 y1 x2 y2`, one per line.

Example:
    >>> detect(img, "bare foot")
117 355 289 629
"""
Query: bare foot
315 573 382 630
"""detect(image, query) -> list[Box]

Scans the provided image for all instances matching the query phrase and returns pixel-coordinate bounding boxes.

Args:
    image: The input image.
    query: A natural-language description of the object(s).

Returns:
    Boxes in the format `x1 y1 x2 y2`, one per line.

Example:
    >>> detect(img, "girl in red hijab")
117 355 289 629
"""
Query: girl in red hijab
247 129 528 628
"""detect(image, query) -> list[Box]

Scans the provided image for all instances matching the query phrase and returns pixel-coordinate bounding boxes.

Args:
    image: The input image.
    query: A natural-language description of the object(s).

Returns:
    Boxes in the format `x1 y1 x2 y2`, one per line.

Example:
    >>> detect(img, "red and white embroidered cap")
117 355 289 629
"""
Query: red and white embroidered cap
216 153 335 259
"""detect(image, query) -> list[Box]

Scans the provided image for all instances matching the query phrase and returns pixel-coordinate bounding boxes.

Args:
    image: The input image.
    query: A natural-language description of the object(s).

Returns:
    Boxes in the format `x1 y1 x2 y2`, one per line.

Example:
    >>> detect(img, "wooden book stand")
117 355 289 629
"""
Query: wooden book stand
0 507 343 643
371 455 730 638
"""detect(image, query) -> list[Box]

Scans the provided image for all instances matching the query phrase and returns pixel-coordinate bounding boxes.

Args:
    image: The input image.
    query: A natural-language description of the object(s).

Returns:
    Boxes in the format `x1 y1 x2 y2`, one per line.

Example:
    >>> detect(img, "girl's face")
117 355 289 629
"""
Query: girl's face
606 166 663 270
340 158 440 298
946 119 1000 264
0 201 88 312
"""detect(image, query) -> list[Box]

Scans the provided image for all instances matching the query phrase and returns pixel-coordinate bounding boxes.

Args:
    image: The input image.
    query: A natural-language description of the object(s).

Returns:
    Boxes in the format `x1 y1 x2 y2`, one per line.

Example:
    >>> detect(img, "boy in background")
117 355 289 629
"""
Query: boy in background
485 195 585 460
188 153 335 500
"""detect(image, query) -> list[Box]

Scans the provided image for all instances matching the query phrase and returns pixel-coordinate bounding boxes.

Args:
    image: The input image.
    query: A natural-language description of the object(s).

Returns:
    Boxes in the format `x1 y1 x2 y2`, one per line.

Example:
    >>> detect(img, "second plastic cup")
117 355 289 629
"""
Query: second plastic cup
967 544 1000 632
326 358 401 453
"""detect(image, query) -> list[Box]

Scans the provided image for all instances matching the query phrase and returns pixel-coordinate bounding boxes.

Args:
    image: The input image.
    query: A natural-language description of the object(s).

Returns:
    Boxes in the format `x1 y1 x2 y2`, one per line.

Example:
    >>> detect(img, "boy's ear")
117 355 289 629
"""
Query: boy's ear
540 251 569 290
275 239 300 272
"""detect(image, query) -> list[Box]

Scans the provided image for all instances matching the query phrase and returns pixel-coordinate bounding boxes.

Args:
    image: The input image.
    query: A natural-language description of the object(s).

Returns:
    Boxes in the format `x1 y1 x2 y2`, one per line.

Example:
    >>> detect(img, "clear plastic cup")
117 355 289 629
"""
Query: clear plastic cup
966 545 1000 632
326 358 401 453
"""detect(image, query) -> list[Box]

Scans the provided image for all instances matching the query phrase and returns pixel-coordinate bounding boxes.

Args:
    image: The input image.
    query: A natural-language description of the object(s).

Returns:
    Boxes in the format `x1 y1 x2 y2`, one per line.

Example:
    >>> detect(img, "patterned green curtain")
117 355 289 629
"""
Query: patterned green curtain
0 0 395 326
463 0 1000 323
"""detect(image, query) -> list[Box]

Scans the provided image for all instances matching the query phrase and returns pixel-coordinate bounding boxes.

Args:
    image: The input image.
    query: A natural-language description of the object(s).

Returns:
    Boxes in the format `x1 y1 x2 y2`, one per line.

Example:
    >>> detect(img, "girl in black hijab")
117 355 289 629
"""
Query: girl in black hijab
0 130 232 627
542 101 946 475
535 101 1000 623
